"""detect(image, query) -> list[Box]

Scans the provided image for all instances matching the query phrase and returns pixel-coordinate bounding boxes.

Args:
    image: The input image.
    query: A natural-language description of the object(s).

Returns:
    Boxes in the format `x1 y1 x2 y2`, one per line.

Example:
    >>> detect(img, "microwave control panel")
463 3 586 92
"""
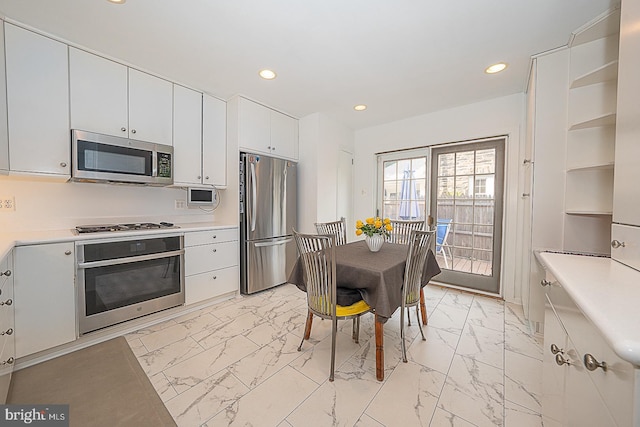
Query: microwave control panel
157 153 172 178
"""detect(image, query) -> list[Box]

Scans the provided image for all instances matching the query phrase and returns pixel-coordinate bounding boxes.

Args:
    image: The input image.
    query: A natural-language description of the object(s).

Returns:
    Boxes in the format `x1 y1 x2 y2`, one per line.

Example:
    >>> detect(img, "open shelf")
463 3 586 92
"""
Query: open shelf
566 162 614 172
569 112 616 130
565 210 613 215
570 60 618 89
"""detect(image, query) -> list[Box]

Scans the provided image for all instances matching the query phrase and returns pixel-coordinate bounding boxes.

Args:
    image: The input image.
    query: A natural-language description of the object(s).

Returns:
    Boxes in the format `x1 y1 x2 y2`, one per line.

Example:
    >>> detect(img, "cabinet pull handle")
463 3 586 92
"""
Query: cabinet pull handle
205 176 209 180
60 162 67 168
584 353 607 371
197 176 202 180
1 270 10 277
611 240 626 249
1 357 14 365
1 328 13 336
522 193 530 198
65 250 72 256
212 235 217 239
550 344 563 355
0 299 12 306
212 276 217 280
555 354 571 366
131 129 137 134
540 279 552 287
121 127 127 132
212 249 217 253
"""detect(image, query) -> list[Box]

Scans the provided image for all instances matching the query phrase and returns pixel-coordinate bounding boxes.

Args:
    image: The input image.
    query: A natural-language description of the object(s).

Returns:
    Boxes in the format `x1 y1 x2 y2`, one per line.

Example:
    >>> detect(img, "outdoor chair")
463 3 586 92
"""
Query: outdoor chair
436 219 452 269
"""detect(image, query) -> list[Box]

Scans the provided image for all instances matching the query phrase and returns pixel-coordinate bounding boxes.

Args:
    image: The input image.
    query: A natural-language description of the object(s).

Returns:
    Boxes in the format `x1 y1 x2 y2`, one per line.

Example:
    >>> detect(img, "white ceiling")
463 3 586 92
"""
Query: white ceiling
0 0 618 130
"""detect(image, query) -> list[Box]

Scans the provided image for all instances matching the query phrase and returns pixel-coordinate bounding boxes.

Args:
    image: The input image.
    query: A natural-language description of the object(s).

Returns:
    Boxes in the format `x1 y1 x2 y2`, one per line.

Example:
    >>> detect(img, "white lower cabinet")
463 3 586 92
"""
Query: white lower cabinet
542 272 633 427
0 251 15 403
184 229 239 304
14 242 76 358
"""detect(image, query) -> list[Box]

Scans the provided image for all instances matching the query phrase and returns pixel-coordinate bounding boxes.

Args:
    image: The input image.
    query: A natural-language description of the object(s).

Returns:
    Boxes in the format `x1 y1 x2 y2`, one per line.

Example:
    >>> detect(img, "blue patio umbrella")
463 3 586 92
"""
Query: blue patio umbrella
399 170 419 219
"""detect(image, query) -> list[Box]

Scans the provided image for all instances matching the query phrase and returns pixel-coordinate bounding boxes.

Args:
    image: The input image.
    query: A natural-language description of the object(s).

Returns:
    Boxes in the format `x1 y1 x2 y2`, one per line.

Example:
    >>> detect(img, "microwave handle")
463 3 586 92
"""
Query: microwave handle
152 151 158 177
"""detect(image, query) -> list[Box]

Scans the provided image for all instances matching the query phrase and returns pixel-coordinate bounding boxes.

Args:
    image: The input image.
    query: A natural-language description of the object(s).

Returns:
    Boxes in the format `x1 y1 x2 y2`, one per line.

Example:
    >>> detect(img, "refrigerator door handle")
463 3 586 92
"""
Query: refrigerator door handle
250 162 257 232
254 238 293 247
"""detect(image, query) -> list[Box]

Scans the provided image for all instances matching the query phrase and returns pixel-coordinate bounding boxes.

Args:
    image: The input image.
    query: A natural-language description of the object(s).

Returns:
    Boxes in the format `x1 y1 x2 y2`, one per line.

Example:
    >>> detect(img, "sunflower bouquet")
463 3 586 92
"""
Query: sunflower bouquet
355 217 393 238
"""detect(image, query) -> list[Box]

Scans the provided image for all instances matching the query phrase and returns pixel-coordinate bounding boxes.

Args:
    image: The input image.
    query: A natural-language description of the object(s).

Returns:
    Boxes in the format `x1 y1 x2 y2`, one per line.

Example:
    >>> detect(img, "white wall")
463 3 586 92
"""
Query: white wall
298 112 354 234
353 93 525 302
0 177 227 231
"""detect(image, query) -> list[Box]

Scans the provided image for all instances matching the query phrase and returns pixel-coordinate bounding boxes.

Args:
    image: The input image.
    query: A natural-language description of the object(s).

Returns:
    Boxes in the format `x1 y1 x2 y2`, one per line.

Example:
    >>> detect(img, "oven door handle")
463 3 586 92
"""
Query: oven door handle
77 249 185 269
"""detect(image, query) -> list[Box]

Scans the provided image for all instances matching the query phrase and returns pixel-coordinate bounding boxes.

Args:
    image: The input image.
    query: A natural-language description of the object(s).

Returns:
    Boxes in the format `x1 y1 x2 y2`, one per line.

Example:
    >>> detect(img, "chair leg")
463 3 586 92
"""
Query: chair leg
407 307 412 326
298 311 313 351
416 306 425 341
419 288 428 325
330 316 337 382
352 317 361 344
401 303 408 363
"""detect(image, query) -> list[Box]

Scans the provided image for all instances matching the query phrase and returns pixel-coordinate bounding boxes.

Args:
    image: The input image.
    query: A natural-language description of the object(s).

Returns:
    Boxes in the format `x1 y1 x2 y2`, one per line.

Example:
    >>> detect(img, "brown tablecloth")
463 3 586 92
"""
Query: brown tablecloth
287 240 441 320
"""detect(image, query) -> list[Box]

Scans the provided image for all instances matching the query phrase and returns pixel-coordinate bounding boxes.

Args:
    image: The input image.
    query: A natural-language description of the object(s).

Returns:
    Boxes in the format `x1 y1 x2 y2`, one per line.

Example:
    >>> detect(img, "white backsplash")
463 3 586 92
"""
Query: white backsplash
0 177 225 231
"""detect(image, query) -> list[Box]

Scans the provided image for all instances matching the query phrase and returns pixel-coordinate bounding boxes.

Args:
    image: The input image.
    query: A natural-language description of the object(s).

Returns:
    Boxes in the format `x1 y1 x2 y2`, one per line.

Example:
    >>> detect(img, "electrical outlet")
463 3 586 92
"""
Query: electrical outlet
0 196 15 212
175 200 186 210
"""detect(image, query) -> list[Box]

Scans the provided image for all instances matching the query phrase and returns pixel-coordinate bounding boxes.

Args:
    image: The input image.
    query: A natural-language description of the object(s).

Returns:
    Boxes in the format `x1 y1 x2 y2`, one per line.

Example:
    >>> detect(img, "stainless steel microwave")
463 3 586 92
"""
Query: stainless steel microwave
71 130 173 186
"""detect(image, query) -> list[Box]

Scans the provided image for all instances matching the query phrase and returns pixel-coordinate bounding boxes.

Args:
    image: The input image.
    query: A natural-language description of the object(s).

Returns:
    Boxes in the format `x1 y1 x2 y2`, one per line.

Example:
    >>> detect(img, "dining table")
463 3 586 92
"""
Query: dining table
287 239 442 381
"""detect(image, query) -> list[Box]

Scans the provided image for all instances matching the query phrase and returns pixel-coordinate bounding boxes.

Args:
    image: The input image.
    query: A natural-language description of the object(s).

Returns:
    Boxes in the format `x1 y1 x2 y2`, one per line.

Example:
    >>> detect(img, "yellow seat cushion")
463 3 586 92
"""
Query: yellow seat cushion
336 299 371 317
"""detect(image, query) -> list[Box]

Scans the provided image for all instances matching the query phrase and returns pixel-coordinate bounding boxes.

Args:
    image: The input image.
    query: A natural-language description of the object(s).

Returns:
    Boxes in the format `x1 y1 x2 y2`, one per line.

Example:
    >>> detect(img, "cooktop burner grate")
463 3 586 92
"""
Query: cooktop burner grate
75 222 177 234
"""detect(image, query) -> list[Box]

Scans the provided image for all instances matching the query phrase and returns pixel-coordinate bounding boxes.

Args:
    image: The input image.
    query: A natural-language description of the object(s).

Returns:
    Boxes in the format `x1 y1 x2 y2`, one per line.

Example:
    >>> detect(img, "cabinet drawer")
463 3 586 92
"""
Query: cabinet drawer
185 266 239 305
184 228 238 247
611 223 640 271
185 241 238 275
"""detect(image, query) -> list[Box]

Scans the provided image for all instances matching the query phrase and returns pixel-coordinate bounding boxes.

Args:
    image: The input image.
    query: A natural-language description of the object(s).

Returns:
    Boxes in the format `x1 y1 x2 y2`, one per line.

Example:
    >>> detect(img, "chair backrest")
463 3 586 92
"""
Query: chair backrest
403 230 435 305
293 230 337 318
389 219 424 244
436 219 452 251
315 218 347 246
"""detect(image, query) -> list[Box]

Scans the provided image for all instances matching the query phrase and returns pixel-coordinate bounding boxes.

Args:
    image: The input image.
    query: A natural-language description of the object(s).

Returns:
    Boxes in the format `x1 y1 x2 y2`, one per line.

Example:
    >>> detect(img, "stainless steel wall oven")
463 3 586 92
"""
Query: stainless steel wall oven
76 234 184 334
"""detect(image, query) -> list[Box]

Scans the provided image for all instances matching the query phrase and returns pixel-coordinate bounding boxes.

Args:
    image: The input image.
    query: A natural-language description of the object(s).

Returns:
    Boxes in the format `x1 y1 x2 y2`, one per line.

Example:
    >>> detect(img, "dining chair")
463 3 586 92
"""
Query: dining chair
314 218 347 246
436 219 453 269
400 229 435 363
388 219 424 244
293 230 371 381
389 219 427 326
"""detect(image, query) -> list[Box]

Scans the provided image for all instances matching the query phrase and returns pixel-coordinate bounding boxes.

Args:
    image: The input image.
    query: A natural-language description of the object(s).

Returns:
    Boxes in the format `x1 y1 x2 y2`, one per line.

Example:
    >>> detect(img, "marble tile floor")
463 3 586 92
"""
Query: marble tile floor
126 284 544 427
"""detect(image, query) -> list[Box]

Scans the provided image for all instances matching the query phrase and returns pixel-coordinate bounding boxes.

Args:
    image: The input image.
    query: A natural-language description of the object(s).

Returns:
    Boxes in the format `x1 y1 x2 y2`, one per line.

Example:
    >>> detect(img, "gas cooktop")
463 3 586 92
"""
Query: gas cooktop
75 222 179 234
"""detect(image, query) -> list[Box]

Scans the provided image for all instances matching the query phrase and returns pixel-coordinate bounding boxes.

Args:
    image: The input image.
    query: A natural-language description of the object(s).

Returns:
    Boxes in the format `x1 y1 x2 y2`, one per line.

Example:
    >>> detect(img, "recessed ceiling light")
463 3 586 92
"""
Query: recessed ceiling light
485 63 508 74
107 0 126 4
259 69 277 80
354 104 367 111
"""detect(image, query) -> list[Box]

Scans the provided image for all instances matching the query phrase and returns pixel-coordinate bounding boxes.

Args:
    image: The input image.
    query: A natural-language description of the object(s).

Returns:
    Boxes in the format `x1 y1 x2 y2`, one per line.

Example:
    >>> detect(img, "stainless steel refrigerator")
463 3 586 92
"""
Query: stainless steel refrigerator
240 152 297 294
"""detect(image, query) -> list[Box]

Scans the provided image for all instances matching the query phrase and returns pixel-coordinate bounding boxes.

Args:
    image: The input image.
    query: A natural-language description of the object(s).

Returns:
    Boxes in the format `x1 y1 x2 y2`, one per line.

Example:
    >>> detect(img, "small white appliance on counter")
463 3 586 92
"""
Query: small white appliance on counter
187 187 219 208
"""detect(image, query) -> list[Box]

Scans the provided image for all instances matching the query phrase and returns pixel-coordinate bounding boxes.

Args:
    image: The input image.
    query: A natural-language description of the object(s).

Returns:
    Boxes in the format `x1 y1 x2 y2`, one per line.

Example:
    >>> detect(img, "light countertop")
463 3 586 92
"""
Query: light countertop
538 252 640 367
0 221 239 260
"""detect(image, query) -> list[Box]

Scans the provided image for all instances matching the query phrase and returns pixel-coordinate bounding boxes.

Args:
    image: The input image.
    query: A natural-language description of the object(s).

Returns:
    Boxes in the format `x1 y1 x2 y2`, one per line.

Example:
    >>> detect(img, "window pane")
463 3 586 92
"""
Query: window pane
412 157 427 179
437 177 454 198
384 161 397 180
455 176 471 198
474 200 494 225
475 149 495 174
384 181 398 201
455 151 474 175
397 159 411 179
438 153 455 177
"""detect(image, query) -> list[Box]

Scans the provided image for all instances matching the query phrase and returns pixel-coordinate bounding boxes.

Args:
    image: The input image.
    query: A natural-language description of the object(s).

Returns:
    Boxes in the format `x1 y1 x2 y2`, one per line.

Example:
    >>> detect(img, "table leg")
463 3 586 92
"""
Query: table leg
375 314 384 381
419 288 428 325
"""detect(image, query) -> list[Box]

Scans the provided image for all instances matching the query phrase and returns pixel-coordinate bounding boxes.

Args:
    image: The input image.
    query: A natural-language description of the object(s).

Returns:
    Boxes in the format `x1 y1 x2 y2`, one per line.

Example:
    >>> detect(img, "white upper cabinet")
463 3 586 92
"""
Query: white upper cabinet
173 84 203 186
0 21 8 174
202 94 227 188
69 47 128 138
4 23 70 177
128 69 173 145
69 48 173 146
237 97 298 160
613 0 640 227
